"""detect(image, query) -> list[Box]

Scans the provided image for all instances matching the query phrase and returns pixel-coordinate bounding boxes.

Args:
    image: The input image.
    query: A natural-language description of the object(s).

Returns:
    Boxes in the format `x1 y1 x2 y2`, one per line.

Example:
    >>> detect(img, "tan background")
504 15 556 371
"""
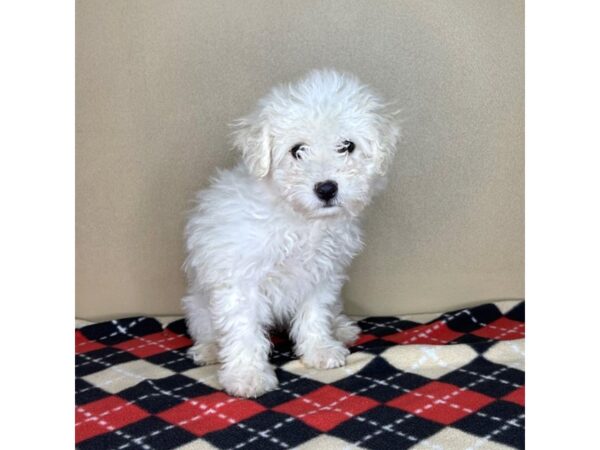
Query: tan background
76 0 524 320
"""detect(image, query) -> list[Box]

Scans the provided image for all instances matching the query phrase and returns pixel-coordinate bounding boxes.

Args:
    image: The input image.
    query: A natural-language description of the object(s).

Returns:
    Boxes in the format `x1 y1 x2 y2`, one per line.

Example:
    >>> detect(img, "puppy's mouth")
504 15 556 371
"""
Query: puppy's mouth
322 199 341 209
311 200 343 217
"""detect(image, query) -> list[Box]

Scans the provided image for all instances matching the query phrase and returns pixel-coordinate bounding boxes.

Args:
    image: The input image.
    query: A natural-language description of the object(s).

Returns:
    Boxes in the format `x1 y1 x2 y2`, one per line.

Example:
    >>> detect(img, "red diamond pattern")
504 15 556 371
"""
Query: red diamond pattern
75 302 524 449
274 386 379 432
353 333 377 346
75 330 105 354
75 396 150 443
383 322 463 345
113 330 192 358
158 392 265 436
471 317 525 340
502 386 525 406
387 381 494 425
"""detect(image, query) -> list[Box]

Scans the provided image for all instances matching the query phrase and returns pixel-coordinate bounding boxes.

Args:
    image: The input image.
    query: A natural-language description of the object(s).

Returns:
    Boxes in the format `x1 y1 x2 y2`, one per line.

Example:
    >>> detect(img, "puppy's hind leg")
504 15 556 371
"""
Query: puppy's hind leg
182 293 219 365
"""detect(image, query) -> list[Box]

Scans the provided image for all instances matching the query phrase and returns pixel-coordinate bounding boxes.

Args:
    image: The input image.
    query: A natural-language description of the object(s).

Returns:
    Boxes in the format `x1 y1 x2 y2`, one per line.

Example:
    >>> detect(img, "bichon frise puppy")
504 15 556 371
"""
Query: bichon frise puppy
182 69 400 398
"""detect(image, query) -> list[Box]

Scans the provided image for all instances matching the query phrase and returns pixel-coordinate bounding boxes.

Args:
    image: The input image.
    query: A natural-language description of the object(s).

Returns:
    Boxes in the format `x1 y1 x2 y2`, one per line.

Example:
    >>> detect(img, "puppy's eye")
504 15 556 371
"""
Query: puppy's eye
337 140 355 154
290 144 307 160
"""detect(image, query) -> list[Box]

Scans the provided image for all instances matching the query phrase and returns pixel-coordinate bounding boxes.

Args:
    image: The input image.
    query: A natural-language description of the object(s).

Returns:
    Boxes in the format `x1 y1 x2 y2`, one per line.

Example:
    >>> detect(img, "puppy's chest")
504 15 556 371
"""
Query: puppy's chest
262 224 360 293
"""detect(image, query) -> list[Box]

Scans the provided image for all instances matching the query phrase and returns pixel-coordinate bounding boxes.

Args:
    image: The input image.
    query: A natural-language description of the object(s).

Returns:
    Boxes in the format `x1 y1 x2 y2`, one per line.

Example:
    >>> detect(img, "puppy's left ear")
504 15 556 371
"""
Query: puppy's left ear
231 110 272 178
373 110 401 176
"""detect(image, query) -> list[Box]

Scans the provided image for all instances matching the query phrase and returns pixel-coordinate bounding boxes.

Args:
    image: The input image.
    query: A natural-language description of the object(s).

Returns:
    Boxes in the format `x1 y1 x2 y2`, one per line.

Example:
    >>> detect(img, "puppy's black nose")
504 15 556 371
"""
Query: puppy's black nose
314 180 338 201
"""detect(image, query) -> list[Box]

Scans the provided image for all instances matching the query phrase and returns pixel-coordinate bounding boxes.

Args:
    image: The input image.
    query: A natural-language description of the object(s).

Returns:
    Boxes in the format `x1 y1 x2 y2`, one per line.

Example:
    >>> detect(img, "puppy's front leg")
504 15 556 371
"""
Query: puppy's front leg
291 283 349 369
211 286 277 398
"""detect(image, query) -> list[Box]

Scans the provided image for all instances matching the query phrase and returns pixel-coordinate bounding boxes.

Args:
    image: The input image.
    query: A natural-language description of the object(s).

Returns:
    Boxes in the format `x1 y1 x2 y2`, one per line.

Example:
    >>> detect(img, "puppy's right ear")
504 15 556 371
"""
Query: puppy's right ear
231 111 271 178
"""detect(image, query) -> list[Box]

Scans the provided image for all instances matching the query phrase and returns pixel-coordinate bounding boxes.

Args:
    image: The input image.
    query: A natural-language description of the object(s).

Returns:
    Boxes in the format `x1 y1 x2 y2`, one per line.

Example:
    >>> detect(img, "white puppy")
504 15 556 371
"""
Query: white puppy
182 69 400 398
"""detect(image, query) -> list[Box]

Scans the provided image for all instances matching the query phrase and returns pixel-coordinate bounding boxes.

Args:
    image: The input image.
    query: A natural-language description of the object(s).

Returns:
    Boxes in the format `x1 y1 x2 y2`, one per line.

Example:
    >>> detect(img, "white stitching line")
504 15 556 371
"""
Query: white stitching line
358 317 413 334
76 329 191 369
364 308 478 346
359 308 467 335
114 361 339 450
76 378 209 427
136 397 288 450
77 319 357 449
78 325 297 449
76 300 522 345
77 357 185 395
76 403 154 450
399 306 522 345
229 369 429 450
457 367 522 390
351 371 523 430
75 354 327 429
462 309 525 338
357 309 524 350
76 352 193 395
346 342 523 430
77 331 186 358
76 302 522 349
420 346 524 392
78 326 293 378
76 318 149 347
227 346 449 450
465 413 525 450
490 321 525 341
76 344 322 429
77 326 197 394
76 340 521 448
78 333 322 412
351 361 522 448
77 358 522 450
76 340 523 446
351 336 520 355
76 305 524 448
76 356 193 395
76 339 188 370
75 351 290 450
77 309 523 392
399 323 451 345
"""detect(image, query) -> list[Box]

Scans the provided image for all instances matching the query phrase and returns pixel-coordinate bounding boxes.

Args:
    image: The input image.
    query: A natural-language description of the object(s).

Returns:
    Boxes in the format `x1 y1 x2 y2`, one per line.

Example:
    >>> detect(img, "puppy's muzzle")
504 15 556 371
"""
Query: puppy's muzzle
314 180 338 202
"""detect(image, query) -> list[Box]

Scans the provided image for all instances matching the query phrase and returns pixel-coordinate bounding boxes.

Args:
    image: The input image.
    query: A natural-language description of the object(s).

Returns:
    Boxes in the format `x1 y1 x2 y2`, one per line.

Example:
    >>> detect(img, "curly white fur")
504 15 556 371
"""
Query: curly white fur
182 69 400 397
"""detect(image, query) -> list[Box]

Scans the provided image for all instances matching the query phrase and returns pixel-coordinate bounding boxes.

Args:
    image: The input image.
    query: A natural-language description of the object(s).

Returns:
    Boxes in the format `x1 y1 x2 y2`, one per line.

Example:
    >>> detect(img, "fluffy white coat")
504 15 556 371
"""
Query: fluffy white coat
182 69 400 397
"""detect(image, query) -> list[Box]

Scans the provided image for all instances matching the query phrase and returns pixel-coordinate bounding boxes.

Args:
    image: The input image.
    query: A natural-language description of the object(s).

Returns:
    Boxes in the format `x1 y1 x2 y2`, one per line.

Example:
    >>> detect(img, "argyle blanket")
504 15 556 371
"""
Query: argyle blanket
75 300 524 450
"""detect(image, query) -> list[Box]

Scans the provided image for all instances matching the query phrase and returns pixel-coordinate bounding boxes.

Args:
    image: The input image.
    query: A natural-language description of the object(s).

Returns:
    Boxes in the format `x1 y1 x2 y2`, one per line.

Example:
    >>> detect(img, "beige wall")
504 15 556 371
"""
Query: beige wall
76 0 524 319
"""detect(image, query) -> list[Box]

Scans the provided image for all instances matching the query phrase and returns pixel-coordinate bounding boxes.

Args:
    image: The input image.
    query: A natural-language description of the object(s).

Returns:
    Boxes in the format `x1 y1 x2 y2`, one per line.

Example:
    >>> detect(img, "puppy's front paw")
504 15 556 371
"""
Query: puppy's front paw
218 365 278 398
301 341 349 369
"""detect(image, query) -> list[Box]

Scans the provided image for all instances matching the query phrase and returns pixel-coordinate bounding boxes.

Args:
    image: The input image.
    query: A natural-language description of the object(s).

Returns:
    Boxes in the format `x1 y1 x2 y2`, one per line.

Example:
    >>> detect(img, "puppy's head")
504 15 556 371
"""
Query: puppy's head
232 69 400 218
